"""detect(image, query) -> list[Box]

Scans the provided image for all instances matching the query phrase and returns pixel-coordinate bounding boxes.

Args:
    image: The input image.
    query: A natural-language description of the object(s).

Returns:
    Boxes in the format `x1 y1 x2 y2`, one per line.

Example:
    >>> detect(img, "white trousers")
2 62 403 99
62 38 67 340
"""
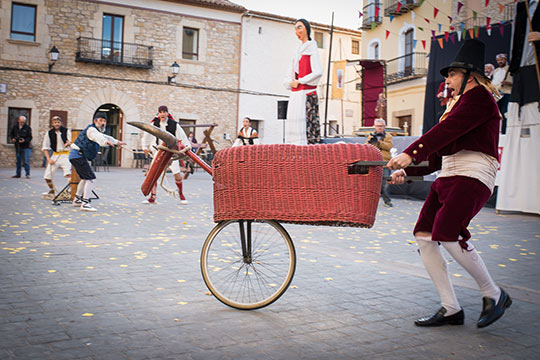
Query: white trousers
43 154 71 180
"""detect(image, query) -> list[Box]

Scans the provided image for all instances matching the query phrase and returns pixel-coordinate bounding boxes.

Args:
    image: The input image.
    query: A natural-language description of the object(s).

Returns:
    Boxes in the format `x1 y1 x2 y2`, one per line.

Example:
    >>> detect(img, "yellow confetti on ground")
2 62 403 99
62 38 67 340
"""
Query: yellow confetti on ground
82 313 94 317
290 285 298 289
109 258 117 261
453 274 463 277
120 264 128 267
177 301 188 305
86 266 94 269
498 264 506 267
177 280 186 283
379 271 387 275
324 277 333 281
47 270 56 273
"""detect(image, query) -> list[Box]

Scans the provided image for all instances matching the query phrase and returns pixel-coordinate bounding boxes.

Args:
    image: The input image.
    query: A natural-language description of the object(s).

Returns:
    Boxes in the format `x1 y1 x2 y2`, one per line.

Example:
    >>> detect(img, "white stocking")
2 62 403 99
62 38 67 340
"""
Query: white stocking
83 180 94 200
76 180 86 197
416 235 461 315
441 241 500 301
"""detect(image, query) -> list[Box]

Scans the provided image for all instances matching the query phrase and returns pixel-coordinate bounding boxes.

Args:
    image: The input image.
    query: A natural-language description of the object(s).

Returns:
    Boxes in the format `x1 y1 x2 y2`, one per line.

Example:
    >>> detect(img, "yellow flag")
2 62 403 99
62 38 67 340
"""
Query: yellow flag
331 60 347 100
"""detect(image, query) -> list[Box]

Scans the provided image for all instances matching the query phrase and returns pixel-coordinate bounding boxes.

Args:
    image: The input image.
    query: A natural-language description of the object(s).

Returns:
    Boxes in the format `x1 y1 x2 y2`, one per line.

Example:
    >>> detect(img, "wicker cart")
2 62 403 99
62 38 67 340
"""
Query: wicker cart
200 143 383 310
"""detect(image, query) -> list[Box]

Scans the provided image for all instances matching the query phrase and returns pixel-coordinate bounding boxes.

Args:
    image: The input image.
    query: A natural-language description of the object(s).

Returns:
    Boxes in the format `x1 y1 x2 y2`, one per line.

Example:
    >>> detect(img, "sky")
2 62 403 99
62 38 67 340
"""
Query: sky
231 0 363 30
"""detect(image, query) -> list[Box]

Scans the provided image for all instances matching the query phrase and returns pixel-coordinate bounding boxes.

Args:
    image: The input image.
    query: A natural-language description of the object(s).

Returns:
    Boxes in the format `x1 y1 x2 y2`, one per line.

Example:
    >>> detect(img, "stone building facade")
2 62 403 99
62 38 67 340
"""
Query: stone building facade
0 0 244 168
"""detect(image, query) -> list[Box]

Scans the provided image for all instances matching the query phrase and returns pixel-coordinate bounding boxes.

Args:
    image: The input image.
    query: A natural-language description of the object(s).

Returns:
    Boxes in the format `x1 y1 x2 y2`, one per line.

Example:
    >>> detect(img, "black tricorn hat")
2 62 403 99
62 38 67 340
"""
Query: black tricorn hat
440 39 487 79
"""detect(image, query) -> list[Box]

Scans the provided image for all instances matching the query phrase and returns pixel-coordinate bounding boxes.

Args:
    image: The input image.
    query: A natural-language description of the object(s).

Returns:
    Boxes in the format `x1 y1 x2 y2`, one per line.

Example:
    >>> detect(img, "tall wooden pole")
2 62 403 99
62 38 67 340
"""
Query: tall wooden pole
323 12 334 138
525 0 540 93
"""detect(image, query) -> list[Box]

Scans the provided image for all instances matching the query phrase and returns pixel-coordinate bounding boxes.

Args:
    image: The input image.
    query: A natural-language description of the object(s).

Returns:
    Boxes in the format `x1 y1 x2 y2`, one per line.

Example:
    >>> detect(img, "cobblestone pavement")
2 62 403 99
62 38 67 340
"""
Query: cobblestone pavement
1 168 539 360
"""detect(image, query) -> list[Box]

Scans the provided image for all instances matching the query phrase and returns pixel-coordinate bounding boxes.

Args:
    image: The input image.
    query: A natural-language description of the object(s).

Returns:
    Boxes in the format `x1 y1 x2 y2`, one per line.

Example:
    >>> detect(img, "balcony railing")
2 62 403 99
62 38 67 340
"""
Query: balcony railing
361 2 383 30
386 52 427 84
76 37 153 69
384 0 420 17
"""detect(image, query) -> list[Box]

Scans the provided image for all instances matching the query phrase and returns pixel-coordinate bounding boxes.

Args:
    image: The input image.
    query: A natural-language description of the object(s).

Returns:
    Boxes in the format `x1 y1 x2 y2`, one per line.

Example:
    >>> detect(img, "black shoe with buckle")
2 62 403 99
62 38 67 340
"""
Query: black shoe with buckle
477 288 512 328
415 307 464 327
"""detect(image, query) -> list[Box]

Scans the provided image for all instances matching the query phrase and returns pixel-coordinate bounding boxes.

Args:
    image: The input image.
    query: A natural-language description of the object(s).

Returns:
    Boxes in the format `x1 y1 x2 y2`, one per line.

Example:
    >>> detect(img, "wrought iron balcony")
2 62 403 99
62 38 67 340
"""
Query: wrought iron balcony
361 2 383 30
386 52 427 84
384 0 420 17
76 37 153 69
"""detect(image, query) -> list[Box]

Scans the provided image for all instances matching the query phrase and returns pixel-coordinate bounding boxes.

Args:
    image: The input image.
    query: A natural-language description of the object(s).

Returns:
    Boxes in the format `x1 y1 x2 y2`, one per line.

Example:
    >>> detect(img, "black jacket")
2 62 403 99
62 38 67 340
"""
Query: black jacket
10 124 32 149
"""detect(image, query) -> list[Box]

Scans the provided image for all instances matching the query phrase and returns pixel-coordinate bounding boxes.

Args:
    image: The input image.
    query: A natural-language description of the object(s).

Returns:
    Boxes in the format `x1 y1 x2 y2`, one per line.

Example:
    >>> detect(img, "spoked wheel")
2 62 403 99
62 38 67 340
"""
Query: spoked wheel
200 220 296 310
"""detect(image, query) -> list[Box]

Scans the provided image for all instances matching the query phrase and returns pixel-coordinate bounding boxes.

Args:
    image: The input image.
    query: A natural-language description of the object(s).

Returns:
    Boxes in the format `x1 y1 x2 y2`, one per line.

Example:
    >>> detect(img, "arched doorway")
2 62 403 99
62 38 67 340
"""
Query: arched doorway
93 103 123 166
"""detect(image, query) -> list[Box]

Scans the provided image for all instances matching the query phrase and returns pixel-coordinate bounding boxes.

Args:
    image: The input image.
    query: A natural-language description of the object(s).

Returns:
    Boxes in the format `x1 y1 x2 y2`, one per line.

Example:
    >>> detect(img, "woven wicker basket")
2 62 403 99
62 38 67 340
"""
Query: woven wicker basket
213 143 383 228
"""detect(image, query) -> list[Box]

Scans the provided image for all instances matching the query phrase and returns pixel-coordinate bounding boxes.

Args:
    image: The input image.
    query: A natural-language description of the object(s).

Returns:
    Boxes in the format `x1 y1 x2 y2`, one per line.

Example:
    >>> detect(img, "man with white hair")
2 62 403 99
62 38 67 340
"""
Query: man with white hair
10 115 33 179
366 118 393 207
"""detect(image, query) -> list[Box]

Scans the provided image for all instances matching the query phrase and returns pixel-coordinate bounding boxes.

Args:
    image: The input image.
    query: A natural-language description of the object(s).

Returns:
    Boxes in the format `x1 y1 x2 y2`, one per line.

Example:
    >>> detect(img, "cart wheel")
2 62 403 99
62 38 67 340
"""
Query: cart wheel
201 220 296 310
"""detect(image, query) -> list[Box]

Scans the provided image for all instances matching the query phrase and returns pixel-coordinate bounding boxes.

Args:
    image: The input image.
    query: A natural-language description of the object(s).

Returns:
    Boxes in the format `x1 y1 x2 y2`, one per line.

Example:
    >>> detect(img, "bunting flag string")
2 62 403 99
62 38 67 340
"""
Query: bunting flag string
364 0 511 48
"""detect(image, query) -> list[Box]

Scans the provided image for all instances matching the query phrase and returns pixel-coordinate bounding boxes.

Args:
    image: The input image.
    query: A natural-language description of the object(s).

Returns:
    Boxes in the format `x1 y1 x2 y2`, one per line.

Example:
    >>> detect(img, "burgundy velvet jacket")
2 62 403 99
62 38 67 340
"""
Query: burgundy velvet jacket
404 85 500 176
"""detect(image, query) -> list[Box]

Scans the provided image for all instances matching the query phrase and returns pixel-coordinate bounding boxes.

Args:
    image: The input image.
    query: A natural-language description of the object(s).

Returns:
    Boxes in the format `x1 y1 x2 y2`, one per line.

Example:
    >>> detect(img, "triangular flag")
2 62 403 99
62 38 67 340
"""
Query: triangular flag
413 39 417 49
498 4 504 13
473 11 477 21
438 23 442 33
487 27 492 36
431 30 436 38
486 17 491 27
448 16 453 23
469 28 474 39
451 33 456 44
475 26 479 37
397 2 402 12
418 26 424 31
421 39 426 50
499 24 505 37
458 2 463 14
450 26 455 31
411 11 415 22
460 22 465 32
386 30 390 39
485 0 490 6
434 8 439 19
438 38 444 49
444 31 449 42
358 11 363 18
457 30 462 41
425 18 431 24
375 6 380 18
371 22 376 31
390 15 395 23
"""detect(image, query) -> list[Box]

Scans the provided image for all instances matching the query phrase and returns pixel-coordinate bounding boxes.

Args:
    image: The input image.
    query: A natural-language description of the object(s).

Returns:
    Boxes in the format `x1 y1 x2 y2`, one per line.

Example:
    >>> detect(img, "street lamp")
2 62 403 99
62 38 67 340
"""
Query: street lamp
168 61 180 84
48 46 59 72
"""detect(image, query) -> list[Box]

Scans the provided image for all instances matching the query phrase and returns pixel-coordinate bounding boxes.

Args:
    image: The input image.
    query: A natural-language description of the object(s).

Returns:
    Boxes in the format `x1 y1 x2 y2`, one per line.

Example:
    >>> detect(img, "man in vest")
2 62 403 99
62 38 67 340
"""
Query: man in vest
142 105 191 205
69 112 125 212
388 40 511 328
41 116 72 199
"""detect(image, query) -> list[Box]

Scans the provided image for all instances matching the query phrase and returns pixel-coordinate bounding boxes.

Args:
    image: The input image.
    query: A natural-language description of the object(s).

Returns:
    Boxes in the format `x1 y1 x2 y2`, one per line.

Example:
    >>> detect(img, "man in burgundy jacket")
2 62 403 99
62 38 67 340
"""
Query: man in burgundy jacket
388 39 511 328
